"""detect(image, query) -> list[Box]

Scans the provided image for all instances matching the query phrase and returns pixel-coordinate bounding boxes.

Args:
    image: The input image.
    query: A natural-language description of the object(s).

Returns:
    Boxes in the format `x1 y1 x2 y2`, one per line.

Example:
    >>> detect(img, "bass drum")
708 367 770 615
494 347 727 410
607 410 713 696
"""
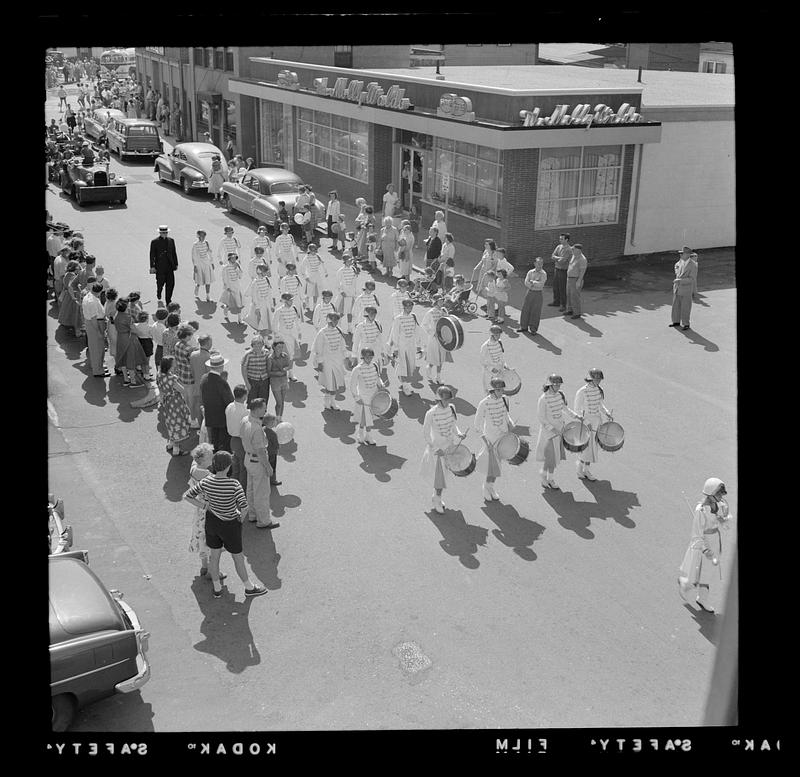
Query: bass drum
435 315 464 351
562 421 590 453
596 420 625 453
495 432 530 465
370 389 398 419
274 421 295 445
444 443 476 477
499 368 522 396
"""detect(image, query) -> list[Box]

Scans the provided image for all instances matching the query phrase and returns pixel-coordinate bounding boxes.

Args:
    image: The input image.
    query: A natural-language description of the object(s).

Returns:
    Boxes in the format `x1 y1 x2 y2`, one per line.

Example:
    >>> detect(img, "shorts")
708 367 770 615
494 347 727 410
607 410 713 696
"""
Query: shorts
204 509 243 554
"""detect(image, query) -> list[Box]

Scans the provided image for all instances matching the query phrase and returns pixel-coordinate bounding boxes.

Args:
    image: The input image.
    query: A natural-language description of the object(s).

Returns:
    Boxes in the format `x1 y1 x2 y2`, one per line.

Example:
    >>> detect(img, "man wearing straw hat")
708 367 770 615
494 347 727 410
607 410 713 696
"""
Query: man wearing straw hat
669 246 698 331
149 225 179 305
572 368 611 481
200 353 234 452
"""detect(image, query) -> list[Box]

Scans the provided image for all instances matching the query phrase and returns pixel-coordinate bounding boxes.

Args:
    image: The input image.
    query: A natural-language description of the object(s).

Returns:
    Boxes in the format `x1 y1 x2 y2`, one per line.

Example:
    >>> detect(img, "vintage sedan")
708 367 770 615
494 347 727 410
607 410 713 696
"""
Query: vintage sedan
154 142 228 195
82 108 127 142
60 160 127 206
220 168 326 231
50 554 151 731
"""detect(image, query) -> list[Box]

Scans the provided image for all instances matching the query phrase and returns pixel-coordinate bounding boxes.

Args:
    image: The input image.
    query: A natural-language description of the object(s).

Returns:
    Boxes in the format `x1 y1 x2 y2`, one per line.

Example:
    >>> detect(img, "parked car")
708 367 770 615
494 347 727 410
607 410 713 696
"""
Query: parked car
60 160 127 206
82 108 126 142
106 118 162 161
220 168 326 231
50 554 151 731
154 141 228 195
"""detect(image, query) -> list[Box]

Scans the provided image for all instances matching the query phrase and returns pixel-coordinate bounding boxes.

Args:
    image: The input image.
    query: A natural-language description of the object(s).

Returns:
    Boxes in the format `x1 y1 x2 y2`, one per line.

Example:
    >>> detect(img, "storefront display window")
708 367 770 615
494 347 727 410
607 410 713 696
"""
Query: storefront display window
259 99 285 165
223 99 237 144
427 138 503 222
535 145 623 228
296 108 368 183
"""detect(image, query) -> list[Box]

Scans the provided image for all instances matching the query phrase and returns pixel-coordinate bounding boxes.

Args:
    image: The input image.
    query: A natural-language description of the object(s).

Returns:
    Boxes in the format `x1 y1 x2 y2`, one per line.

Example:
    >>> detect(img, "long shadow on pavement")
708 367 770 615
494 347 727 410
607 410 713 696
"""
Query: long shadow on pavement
398 391 433 425
279 438 298 462
221 320 247 345
355 443 407 482
579 479 640 528
163 452 192 502
194 298 218 321
541 488 596 540
321 407 357 444
191 576 261 674
528 332 562 355
270 490 301 518
681 603 719 646
53 324 85 361
481 502 546 561
676 326 719 352
564 316 604 338
242 522 282 591
286 378 309 409
425 508 489 569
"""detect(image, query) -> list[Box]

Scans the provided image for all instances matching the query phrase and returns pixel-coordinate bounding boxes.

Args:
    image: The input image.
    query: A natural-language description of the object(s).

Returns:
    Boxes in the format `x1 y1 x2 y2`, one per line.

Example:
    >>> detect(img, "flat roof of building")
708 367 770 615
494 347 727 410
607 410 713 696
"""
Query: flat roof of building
536 43 605 64
369 65 735 108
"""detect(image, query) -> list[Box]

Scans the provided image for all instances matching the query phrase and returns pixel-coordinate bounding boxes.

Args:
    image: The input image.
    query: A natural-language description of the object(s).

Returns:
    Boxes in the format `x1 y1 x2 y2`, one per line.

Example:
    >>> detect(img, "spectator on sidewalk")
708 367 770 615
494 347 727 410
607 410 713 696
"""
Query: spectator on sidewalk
262 413 281 487
518 257 547 335
174 324 200 427
424 226 442 268
549 233 572 312
188 443 214 576
200 353 234 452
239 398 278 529
669 246 698 331
189 334 214 421
225 384 250 488
440 233 456 292
432 210 448 244
565 243 588 320
397 220 415 281
82 283 110 378
157 356 192 455
57 85 67 109
383 183 399 218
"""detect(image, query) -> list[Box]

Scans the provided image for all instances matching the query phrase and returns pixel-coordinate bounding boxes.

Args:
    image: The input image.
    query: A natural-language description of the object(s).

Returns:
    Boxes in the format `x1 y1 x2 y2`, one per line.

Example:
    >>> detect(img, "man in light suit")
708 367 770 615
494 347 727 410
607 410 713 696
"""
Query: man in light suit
669 246 698 331
149 225 179 305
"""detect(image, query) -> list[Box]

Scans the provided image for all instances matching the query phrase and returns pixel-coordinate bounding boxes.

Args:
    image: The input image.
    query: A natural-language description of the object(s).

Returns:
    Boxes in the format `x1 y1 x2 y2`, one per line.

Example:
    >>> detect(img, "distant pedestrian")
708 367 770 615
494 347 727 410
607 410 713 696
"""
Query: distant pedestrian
208 154 226 201
200 353 234 453
149 225 179 305
424 226 442 267
151 306 168 368
669 246 698 331
262 413 281 487
432 211 448 244
240 336 271 406
439 233 456 292
57 86 67 109
472 239 499 305
378 217 399 278
192 229 215 301
189 334 214 422
326 190 341 251
383 183 399 218
182 450 268 599
397 220 414 281
549 233 572 311
52 246 70 301
518 257 547 335
104 289 119 373
133 311 155 381
565 243 588 319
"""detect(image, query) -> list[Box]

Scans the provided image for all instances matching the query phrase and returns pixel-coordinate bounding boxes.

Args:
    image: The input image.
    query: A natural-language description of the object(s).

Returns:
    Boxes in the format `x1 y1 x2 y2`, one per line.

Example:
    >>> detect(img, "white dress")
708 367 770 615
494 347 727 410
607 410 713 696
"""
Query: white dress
312 326 347 393
243 276 274 332
273 305 303 359
420 404 462 489
535 390 575 470
191 240 214 286
474 395 512 476
383 190 399 218
678 500 732 587
479 337 506 392
350 360 383 428
389 313 424 380
219 263 244 313
573 383 610 463
421 307 453 367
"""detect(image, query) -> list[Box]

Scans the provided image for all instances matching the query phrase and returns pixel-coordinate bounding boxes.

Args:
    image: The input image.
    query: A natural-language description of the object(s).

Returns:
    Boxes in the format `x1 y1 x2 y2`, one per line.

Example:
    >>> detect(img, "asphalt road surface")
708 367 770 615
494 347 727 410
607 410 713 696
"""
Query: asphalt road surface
46 86 737 731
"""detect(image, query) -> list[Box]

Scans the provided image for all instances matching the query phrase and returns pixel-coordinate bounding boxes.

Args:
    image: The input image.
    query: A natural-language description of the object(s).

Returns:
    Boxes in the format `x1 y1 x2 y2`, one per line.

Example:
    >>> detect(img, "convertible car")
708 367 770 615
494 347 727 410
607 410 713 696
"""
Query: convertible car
60 161 127 206
154 142 228 195
220 168 325 231
82 108 126 142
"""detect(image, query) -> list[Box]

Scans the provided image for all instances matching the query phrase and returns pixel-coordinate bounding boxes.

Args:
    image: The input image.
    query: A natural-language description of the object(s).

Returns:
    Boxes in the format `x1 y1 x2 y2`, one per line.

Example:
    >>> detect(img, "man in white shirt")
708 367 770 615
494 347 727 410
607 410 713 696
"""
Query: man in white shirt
81 283 110 377
225 384 250 488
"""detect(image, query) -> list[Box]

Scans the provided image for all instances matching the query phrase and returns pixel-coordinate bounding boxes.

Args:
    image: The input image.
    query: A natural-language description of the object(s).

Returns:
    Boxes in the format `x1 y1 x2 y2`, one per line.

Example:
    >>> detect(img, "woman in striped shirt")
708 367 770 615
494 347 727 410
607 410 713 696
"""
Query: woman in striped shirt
243 263 274 335
272 221 298 278
183 450 268 599
219 253 245 325
279 263 305 315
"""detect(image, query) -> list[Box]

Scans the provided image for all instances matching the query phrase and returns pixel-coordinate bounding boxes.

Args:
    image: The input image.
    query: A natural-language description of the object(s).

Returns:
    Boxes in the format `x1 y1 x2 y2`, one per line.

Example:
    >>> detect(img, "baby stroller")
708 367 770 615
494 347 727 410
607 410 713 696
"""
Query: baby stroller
443 284 478 316
408 271 438 305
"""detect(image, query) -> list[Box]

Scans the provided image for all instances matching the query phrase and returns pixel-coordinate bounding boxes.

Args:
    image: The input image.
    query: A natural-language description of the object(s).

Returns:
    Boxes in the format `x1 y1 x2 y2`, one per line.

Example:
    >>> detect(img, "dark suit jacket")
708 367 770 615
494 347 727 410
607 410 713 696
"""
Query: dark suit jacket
200 371 234 428
425 236 442 264
150 236 178 274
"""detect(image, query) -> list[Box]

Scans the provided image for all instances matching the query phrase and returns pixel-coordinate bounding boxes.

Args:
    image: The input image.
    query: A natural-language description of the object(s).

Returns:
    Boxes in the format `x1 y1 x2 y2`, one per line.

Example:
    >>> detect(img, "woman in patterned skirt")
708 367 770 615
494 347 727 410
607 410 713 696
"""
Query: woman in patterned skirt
157 356 192 455
114 297 148 386
57 260 84 333
188 442 216 576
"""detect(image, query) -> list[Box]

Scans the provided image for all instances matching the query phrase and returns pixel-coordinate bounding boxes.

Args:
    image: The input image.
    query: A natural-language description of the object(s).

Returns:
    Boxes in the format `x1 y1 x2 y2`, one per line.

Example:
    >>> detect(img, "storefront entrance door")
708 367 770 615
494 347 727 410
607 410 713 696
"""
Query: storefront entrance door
400 146 424 217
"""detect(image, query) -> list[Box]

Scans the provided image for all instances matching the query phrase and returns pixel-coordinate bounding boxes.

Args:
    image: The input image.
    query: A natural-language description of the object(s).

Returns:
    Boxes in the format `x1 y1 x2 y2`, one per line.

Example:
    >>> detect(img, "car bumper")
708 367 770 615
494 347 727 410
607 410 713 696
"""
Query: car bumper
75 186 127 202
190 179 208 189
125 149 160 157
114 599 151 693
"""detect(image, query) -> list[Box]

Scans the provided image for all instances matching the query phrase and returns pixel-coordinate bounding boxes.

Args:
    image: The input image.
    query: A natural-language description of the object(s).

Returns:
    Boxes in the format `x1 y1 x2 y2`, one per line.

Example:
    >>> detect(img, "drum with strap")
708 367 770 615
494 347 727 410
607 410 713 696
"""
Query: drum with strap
495 432 530 465
500 368 522 396
274 421 295 445
370 389 398 419
596 420 625 453
562 420 590 453
435 315 464 351
444 443 476 477
294 212 311 225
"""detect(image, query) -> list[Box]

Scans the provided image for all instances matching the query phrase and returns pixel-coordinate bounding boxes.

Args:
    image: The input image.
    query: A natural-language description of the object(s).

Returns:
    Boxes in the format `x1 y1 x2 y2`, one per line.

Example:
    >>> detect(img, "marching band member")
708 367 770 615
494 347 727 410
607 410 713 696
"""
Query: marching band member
219 253 244 325
474 378 515 501
389 298 424 396
479 325 508 392
421 385 466 514
573 368 611 481
251 225 273 263
273 293 302 381
336 253 359 333
390 278 411 321
247 245 270 281
420 293 453 384
353 279 380 324
349 347 386 445
535 374 579 489
678 478 733 613
312 312 347 411
352 306 386 368
312 289 337 330
272 221 298 278
191 229 215 302
279 262 306 315
243 263 274 334
301 243 328 312
216 225 241 266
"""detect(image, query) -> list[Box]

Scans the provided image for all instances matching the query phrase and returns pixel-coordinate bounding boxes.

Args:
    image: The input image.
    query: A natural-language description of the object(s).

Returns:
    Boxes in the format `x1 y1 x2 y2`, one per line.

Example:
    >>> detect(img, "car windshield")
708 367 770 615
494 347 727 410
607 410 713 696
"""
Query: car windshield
270 181 301 195
129 126 158 136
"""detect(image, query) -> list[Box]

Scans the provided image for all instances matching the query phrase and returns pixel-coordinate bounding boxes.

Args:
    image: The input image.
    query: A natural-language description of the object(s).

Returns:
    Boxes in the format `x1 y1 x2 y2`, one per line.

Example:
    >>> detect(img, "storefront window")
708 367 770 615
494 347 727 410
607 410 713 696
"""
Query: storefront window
197 100 210 135
224 99 237 143
535 145 623 228
427 138 503 222
259 99 285 165
296 109 368 183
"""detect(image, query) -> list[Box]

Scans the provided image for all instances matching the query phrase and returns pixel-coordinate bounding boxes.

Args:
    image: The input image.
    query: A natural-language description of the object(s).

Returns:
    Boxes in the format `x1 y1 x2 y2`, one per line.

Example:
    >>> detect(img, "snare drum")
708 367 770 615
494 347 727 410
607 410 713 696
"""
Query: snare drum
596 421 625 452
500 368 522 396
444 443 476 477
495 432 530 465
562 421 590 453
370 389 398 419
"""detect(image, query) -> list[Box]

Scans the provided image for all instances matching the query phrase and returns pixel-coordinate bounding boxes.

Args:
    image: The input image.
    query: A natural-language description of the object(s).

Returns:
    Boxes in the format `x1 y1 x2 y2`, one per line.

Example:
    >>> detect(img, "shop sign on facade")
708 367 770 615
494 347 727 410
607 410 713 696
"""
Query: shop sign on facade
520 103 641 127
441 174 450 193
436 93 476 122
312 77 412 110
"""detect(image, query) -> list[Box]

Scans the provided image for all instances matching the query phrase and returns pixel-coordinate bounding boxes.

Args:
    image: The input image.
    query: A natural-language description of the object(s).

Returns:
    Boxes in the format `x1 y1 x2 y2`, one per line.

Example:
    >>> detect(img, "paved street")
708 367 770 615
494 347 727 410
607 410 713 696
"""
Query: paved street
46 85 737 730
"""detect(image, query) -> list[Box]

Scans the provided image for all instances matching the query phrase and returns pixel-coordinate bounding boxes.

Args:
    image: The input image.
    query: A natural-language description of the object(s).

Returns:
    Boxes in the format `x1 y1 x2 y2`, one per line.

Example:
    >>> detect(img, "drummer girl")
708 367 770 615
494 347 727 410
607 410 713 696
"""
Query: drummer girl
420 293 453 385
535 374 580 489
273 293 303 381
349 347 386 446
421 385 467 514
572 368 611 481
474 378 515 502
479 325 508 392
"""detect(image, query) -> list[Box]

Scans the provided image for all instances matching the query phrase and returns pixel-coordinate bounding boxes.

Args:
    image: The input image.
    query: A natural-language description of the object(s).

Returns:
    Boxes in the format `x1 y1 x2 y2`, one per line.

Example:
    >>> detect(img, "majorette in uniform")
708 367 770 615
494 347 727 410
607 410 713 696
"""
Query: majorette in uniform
572 368 611 481
420 385 466 514
479 325 507 392
389 298 424 396
352 306 386 367
336 255 359 333
191 230 214 300
312 312 347 410
474 378 515 501
352 280 379 324
312 290 337 330
279 263 306 315
219 254 245 322
389 278 411 321
273 293 303 379
301 244 328 310
273 223 298 278
251 225 273 263
535 374 579 489
248 245 271 281
678 478 733 614
243 264 274 334
217 230 241 265
349 347 386 445
420 293 453 384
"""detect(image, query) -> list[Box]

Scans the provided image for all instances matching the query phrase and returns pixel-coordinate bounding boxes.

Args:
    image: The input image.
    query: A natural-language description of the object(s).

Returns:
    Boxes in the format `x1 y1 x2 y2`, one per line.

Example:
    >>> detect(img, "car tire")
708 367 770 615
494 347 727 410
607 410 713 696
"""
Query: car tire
52 694 76 732
182 178 192 195
222 194 232 212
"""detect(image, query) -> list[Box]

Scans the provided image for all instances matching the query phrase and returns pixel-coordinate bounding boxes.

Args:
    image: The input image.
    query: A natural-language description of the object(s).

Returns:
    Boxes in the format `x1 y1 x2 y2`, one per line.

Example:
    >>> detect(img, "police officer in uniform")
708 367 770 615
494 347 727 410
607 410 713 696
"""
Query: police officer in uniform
149 225 179 305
